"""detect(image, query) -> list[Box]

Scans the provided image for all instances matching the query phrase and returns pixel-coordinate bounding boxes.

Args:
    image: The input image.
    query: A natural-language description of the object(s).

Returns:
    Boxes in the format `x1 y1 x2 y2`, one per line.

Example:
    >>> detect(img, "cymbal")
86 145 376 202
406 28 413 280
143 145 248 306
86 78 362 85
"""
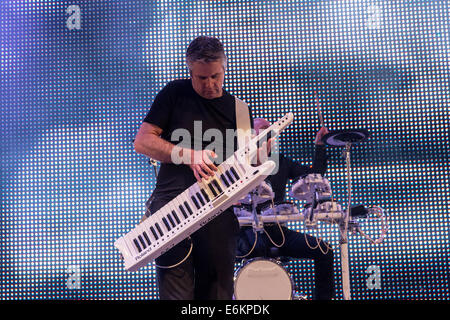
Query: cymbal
322 129 370 147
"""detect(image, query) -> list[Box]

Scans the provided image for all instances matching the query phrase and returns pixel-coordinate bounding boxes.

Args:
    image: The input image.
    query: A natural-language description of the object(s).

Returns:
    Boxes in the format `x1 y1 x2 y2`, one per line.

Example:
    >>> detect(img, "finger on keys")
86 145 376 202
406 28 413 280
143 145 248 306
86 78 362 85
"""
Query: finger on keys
193 168 202 183
201 162 215 177
203 150 218 174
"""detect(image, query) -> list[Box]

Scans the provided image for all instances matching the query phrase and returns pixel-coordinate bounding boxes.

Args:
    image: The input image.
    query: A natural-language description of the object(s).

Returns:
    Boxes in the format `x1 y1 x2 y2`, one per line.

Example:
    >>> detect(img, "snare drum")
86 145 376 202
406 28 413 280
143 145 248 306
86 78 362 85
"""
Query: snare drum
234 258 294 300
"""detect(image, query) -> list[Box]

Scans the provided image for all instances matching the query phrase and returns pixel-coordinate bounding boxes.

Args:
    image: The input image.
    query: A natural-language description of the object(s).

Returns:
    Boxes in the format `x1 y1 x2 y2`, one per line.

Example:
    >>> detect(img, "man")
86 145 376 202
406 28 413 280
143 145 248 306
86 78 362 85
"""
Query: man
236 118 335 300
133 36 252 300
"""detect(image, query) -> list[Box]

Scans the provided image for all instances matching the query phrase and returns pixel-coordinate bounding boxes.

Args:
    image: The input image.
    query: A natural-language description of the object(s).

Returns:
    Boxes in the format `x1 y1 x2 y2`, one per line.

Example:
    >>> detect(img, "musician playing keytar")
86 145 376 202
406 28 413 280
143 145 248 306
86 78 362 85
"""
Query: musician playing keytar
133 36 258 300
236 118 335 300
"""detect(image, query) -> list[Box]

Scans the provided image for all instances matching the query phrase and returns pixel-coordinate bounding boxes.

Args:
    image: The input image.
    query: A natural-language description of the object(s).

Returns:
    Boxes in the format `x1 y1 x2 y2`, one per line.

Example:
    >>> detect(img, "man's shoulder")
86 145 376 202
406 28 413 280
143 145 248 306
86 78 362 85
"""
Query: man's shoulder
169 78 190 86
162 78 191 91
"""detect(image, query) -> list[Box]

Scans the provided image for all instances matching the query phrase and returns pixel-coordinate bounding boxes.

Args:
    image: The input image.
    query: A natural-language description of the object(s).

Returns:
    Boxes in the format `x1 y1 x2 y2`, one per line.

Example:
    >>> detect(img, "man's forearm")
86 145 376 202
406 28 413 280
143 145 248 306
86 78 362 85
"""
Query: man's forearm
134 134 189 164
312 144 328 175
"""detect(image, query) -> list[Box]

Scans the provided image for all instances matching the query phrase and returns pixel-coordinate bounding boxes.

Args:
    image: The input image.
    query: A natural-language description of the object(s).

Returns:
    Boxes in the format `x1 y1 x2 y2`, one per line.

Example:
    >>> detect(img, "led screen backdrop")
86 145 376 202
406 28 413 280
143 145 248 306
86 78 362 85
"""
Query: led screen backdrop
1 0 448 300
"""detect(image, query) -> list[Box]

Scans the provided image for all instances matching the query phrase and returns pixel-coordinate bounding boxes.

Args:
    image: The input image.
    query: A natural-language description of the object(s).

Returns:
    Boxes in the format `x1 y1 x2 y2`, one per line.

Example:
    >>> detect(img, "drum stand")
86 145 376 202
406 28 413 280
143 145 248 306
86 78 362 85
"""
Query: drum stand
339 142 352 300
323 129 370 300
250 190 264 232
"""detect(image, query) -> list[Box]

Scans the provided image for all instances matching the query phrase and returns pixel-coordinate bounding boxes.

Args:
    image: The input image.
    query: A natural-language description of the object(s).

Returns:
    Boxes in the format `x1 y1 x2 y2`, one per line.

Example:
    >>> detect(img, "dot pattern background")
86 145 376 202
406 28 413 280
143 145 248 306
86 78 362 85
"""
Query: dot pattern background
1 0 448 299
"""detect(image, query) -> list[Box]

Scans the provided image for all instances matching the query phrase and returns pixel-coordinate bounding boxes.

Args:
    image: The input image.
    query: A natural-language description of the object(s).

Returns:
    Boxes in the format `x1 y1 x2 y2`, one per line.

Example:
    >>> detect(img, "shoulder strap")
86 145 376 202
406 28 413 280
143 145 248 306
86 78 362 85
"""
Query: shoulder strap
235 97 252 149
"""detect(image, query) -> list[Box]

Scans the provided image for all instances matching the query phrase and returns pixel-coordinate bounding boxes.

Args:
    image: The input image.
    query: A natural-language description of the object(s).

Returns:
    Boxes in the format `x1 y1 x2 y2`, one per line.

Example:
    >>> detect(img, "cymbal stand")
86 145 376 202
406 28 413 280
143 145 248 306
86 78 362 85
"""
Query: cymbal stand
339 142 352 300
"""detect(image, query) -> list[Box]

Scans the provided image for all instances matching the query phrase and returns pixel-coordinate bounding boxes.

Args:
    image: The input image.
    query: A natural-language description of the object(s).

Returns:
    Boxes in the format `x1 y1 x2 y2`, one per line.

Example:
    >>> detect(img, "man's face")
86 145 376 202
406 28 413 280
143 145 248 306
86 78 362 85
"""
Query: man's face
189 60 225 99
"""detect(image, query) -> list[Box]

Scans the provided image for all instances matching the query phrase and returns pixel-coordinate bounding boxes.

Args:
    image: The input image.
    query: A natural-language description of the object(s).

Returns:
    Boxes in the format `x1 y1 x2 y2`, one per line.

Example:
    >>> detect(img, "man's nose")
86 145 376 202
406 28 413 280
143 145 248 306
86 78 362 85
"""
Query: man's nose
204 78 213 88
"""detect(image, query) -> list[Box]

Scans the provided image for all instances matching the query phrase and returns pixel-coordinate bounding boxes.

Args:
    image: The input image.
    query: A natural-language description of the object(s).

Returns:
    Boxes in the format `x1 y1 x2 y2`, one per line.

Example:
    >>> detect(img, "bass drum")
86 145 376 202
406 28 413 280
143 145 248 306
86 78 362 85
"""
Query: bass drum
234 258 294 300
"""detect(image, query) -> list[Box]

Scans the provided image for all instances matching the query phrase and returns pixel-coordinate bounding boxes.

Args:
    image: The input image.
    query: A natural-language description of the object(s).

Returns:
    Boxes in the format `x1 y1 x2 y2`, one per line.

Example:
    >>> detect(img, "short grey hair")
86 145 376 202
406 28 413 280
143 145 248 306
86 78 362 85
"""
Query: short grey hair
186 36 227 70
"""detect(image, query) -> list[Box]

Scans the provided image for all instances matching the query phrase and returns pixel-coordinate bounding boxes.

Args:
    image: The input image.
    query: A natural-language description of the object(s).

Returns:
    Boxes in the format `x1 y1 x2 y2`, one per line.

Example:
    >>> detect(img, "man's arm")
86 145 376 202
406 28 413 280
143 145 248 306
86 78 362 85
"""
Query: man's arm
134 122 218 182
289 126 329 178
134 122 177 163
311 126 329 175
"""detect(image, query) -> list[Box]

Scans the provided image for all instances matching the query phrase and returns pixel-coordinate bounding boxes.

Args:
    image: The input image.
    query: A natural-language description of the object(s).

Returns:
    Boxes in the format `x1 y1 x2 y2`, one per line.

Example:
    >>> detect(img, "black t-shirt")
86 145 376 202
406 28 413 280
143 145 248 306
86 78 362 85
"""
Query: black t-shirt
266 146 328 203
143 79 252 200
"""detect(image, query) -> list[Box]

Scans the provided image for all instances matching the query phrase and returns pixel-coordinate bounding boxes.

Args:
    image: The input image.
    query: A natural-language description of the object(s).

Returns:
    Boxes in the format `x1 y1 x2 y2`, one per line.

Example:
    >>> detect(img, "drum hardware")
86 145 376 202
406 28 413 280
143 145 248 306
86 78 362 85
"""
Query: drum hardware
237 213 304 225
234 126 388 300
322 129 370 147
275 202 299 215
249 190 265 232
303 201 345 229
293 293 308 300
349 204 369 218
259 201 275 216
322 128 371 301
237 180 276 232
233 203 252 218
294 174 342 229
350 206 389 245
267 202 299 216
289 173 332 203
239 180 274 205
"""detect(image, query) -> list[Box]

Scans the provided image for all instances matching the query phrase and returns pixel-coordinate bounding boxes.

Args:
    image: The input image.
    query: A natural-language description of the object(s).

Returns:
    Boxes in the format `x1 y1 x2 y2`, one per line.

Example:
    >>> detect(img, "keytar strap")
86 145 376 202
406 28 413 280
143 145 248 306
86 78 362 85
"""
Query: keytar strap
235 97 252 149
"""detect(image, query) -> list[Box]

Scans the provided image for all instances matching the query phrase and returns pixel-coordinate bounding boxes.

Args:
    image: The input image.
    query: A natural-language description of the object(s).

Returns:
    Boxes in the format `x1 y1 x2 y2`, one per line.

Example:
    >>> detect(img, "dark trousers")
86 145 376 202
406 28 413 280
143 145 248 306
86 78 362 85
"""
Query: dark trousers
151 197 240 300
237 225 335 300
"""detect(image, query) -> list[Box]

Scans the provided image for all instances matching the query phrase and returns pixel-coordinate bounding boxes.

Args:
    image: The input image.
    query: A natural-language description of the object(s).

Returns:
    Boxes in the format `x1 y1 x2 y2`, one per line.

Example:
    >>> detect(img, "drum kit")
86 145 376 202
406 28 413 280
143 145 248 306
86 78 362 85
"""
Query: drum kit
233 128 388 300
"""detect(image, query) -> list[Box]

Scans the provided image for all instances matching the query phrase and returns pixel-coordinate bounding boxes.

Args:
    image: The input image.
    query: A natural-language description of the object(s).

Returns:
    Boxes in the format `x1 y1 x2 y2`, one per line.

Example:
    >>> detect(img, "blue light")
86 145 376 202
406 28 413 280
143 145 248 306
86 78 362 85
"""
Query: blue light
0 0 448 300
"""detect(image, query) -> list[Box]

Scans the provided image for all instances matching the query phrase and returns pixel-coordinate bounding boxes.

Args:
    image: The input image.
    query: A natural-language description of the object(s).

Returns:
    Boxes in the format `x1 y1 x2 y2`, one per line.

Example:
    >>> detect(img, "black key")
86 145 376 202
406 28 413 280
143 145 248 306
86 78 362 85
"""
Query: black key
220 173 230 188
155 222 164 237
212 179 223 193
230 167 240 180
191 196 200 209
201 188 210 202
225 170 235 184
208 183 218 197
167 214 176 228
184 201 194 215
143 231 151 246
150 226 159 240
133 239 142 252
138 235 147 249
172 210 181 224
162 217 171 231
196 192 205 206
179 205 188 219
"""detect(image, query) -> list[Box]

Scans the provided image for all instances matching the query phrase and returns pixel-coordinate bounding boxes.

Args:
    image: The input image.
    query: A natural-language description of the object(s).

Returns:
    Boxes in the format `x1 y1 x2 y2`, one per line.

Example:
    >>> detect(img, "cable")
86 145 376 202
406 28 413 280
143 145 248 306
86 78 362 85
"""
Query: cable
355 206 389 245
304 228 331 255
236 230 259 259
263 218 286 248
302 175 335 255
154 236 193 269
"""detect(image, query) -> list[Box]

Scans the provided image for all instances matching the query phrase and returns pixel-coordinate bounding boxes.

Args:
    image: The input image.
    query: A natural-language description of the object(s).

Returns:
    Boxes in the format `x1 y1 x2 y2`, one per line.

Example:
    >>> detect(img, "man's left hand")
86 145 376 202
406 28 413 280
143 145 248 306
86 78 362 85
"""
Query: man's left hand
314 127 329 145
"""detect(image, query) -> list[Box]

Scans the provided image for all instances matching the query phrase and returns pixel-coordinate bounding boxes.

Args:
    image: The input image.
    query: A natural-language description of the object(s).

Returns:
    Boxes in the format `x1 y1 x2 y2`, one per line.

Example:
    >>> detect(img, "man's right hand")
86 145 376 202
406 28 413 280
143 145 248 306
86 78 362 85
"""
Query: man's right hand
188 149 218 182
